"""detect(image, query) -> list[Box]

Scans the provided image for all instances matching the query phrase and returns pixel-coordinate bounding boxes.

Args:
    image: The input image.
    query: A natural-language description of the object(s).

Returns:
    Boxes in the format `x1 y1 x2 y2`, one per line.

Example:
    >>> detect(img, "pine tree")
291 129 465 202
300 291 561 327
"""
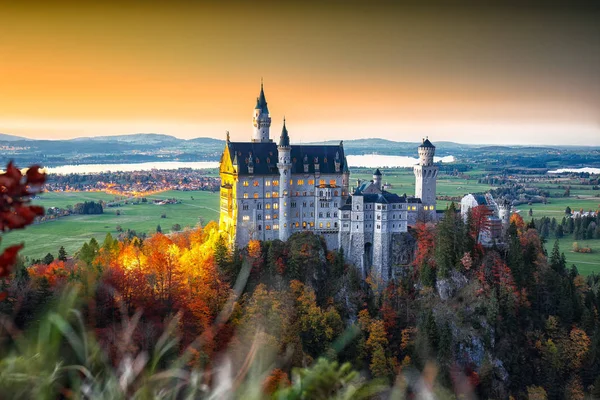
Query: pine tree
58 246 67 262
42 253 54 265
156 224 162 233
549 240 565 274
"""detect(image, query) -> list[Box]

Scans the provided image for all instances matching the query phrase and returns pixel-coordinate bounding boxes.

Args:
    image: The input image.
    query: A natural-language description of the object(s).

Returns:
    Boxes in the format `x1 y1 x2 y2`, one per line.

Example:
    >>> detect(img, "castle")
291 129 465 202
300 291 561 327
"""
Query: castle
218 83 438 280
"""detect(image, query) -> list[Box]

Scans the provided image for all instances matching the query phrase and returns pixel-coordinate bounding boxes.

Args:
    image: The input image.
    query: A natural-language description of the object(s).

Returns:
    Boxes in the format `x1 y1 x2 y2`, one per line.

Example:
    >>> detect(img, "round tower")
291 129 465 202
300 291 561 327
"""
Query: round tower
373 168 382 190
252 80 271 142
277 118 292 241
414 137 438 213
418 137 435 166
498 199 512 232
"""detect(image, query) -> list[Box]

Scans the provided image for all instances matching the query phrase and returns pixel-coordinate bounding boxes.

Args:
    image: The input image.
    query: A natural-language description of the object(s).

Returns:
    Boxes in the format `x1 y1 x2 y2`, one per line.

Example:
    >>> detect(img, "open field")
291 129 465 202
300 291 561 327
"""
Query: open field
517 197 600 220
2 190 219 260
544 236 600 276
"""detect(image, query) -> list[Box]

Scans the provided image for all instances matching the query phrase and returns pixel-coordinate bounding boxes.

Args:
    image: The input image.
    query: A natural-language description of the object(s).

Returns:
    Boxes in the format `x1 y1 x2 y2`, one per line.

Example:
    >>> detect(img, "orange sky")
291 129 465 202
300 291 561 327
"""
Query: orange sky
0 2 598 145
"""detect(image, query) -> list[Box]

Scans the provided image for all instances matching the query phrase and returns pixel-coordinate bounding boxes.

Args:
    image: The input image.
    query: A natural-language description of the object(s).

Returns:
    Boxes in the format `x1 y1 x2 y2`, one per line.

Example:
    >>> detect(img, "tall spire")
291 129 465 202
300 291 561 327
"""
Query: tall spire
279 117 290 148
257 79 268 113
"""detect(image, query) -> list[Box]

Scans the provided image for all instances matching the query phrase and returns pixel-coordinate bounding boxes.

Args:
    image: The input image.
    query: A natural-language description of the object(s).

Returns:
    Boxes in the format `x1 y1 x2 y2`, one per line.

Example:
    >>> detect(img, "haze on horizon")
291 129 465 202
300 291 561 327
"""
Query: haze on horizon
1 1 598 146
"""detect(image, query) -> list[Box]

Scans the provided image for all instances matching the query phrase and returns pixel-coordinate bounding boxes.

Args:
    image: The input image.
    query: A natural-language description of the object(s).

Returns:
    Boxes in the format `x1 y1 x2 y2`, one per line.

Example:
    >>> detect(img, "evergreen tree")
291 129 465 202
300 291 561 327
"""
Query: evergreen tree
58 246 67 262
555 224 564 238
42 253 54 265
156 224 162 233
435 203 463 278
565 206 572 215
549 240 566 274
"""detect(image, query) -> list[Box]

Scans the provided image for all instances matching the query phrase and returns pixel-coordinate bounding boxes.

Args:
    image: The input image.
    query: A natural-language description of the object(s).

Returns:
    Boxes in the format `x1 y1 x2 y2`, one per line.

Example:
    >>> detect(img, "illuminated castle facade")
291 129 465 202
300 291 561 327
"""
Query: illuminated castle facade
218 84 438 280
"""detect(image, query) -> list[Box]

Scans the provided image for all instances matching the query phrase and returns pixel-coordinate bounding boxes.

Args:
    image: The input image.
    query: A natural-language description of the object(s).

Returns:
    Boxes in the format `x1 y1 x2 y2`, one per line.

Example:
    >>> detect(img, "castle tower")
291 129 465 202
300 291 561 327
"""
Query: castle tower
252 80 272 142
373 169 382 190
414 137 438 211
498 199 512 233
277 118 292 241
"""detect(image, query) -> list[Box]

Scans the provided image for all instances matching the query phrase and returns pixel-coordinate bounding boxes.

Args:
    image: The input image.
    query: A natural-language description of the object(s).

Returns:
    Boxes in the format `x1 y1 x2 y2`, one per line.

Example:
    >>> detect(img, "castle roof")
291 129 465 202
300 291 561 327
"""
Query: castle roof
352 183 421 204
255 83 269 114
373 168 382 176
226 141 347 176
278 118 290 148
419 138 435 148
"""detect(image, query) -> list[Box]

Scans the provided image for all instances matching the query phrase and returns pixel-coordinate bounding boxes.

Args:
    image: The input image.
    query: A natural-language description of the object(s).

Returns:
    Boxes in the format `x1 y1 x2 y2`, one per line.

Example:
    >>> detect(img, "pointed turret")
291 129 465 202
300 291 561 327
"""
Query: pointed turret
373 169 382 190
252 80 272 142
279 117 290 148
277 117 292 241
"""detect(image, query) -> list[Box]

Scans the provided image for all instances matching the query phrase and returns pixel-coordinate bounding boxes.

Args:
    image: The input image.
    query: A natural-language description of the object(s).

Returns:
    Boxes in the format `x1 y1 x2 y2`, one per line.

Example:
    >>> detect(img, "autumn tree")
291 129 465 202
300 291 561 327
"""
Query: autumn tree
0 162 45 300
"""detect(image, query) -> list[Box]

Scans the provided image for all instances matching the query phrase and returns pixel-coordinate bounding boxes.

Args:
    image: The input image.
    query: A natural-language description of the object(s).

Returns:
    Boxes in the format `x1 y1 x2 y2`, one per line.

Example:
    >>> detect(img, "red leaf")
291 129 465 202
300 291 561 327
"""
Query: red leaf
0 244 24 277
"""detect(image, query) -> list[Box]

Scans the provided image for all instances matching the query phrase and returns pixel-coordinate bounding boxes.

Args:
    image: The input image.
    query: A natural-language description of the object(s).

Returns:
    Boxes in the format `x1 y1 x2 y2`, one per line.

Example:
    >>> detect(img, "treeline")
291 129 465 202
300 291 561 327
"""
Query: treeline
73 200 103 214
535 214 600 240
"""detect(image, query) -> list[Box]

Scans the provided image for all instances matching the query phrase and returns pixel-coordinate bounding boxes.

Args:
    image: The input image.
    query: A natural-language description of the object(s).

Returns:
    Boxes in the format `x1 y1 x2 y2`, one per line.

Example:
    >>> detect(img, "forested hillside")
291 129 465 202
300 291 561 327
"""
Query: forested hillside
1 204 599 398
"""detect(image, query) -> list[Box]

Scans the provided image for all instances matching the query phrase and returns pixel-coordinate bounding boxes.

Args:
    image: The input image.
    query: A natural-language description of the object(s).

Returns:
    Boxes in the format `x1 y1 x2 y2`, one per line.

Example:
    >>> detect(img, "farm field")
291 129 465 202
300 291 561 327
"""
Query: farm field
544 236 600 276
2 190 220 260
518 197 600 219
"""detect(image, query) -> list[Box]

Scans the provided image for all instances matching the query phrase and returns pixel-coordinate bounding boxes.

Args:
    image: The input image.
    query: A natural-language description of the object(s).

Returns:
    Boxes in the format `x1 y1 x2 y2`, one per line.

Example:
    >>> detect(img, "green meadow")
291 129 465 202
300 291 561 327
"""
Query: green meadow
2 190 219 260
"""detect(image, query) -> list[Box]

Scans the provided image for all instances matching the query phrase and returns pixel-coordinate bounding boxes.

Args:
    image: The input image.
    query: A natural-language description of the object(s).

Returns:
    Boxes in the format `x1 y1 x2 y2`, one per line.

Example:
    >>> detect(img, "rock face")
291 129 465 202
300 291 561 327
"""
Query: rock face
436 270 468 300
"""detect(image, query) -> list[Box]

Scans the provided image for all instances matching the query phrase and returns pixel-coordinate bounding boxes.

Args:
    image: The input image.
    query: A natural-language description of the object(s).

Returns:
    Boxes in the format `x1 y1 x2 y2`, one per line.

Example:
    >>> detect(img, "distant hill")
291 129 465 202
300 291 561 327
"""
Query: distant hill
71 133 181 145
0 133 28 141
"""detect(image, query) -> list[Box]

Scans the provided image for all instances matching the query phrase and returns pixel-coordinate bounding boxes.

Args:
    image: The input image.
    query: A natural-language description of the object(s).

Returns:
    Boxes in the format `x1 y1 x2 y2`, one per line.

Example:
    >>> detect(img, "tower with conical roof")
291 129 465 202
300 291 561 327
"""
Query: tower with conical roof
252 80 272 142
277 118 292 240
414 137 438 214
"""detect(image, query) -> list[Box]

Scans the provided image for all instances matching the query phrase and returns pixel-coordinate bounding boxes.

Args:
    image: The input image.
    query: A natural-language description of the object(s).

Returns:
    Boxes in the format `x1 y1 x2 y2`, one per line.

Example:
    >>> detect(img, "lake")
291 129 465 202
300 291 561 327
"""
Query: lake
45 155 456 174
548 167 600 174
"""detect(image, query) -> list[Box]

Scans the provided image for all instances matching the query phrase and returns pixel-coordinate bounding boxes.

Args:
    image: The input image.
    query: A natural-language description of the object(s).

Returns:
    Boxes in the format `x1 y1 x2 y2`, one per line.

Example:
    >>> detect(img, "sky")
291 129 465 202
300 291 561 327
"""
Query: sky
0 1 599 145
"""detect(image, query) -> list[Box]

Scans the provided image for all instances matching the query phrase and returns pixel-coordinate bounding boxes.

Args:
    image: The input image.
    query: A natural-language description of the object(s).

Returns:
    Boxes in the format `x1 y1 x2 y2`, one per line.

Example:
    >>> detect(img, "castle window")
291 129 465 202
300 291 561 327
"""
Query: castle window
319 191 323 197
303 222 307 228
393 214 396 219
311 212 314 217
295 212 299 217
327 222 331 228
265 181 271 187
319 212 323 218
257 203 262 210
274 224 279 230
303 202 307 207
303 191 307 196
243 193 248 199
273 192 279 198
274 203 278 209
329 180 336 186
273 214 278 219
308 179 315 185
295 222 299 228
356 205 359 210
310 222 314 227
310 202 314 207
273 180 279 186
334 191 338 196
254 193 259 199
334 202 338 207
295 192 300 197
377 215 380 220
326 212 331 218
291 202 297 208
319 222 323 228
377 225 380 229
243 204 249 210
319 179 326 186
266 225 271 230
258 225 262 231
334 212 337 218
334 222 338 228
242 215 250 221
243 181 249 187
257 214 262 220
284 223 287 227
297 179 304 185
290 179 293 185
266 215 271 220
356 215 359 220
253 180 259 187
266 192 271 198
283 190 288 196
377 205 381 210
266 203 271 209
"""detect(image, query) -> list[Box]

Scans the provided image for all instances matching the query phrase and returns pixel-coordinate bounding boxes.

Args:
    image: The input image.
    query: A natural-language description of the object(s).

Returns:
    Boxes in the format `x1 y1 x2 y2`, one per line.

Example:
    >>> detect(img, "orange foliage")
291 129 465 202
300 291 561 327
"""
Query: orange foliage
413 222 436 272
29 260 72 286
509 213 525 234
263 368 290 395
